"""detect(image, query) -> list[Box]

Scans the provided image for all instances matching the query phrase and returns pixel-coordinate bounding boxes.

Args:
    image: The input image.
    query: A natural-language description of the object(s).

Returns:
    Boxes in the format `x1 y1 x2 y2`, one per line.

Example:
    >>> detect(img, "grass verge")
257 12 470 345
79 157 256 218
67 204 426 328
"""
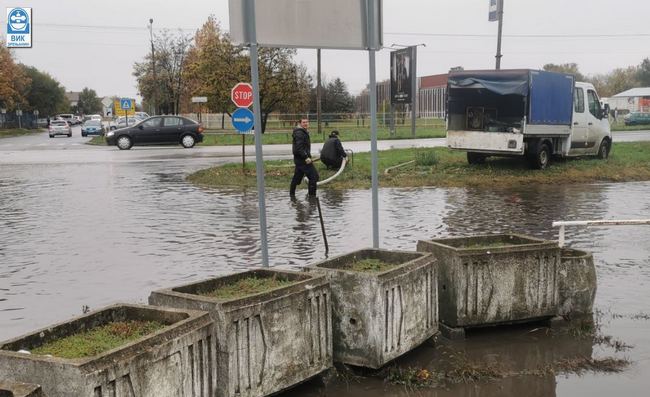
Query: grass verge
188 142 650 190
198 276 294 299
0 128 43 138
31 320 165 359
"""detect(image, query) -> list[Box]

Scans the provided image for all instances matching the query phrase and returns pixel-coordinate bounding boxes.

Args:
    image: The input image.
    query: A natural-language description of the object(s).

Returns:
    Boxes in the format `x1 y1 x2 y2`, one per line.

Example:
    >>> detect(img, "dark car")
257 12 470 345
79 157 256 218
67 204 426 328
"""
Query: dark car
81 120 105 137
104 116 204 150
624 112 650 126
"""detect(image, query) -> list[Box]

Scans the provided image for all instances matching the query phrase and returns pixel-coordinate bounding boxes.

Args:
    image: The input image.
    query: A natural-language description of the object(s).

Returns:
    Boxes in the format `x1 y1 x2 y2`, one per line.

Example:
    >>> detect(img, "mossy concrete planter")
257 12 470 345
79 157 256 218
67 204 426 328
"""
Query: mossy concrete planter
0 304 213 397
558 248 597 316
148 269 332 397
306 249 437 369
417 234 560 329
0 381 43 397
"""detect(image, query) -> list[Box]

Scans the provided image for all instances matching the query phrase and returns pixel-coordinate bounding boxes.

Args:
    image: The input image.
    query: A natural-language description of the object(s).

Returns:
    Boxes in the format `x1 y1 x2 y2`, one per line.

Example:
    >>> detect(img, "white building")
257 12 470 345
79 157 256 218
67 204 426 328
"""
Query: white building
608 87 650 113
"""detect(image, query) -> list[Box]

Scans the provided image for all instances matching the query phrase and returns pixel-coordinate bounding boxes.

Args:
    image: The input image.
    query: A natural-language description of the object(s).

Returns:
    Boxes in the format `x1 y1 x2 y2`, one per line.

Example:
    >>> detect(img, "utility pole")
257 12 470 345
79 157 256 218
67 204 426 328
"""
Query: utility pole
495 0 504 69
317 49 322 140
149 18 157 115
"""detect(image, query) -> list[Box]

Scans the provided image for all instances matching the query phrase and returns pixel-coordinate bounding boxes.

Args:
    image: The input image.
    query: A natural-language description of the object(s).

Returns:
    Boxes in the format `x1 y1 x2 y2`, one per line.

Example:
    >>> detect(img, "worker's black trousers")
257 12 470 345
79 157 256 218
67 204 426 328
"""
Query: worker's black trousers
290 163 319 196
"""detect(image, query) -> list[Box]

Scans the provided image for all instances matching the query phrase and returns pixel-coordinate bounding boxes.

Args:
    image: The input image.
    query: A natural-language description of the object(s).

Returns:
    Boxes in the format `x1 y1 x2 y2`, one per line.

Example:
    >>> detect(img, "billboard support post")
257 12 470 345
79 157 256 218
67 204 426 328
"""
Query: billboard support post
411 46 417 137
243 0 270 267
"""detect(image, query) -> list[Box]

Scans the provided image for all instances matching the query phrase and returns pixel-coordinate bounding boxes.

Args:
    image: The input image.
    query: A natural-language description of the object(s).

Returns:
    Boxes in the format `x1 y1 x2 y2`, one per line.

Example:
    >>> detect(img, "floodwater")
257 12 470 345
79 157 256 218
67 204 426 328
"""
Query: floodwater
1 157 649 397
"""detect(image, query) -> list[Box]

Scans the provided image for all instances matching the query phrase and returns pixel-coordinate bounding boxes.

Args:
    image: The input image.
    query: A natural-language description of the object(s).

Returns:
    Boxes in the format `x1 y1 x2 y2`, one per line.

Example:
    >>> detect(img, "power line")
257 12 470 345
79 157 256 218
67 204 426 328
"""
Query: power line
386 31 650 39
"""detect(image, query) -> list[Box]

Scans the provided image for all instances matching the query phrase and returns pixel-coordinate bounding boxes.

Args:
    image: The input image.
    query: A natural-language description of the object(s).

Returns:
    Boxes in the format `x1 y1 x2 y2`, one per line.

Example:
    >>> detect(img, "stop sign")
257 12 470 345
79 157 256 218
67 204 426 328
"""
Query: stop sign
231 82 254 108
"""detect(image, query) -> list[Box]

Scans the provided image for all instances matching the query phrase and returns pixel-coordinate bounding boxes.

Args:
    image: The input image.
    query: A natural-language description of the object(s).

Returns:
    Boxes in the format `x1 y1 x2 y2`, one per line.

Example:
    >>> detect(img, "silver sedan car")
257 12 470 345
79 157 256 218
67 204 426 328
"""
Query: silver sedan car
49 120 72 138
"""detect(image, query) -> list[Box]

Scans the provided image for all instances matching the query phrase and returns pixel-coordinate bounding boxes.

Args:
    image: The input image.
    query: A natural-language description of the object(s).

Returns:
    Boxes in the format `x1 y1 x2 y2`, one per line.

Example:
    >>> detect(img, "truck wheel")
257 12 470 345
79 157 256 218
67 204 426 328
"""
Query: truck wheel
528 142 551 170
597 139 610 159
467 152 486 165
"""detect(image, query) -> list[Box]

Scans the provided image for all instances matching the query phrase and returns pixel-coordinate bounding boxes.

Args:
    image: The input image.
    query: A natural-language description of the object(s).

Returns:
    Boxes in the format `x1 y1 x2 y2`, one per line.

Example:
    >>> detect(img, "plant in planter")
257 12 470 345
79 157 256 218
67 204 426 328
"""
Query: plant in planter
0 304 213 397
417 234 561 337
149 268 332 397
306 249 438 369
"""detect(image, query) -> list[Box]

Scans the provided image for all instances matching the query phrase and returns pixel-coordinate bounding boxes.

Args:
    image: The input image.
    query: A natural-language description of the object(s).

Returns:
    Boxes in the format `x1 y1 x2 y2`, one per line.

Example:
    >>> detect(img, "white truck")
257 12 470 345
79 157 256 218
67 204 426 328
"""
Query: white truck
446 69 612 169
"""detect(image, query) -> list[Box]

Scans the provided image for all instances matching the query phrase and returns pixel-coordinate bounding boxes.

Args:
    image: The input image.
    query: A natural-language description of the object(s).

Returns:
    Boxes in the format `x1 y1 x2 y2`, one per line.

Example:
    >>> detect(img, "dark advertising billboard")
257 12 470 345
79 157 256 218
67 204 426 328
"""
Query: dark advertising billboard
390 47 416 104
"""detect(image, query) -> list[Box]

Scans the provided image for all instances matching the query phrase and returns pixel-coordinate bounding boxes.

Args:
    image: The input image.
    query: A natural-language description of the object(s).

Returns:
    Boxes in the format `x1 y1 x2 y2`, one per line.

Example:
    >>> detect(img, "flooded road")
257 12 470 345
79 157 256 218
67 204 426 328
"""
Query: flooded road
1 138 649 396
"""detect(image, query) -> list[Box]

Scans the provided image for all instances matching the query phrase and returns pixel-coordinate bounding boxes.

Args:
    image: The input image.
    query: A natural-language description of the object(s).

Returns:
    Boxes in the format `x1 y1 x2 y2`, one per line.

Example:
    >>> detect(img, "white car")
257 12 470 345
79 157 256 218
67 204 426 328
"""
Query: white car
49 120 72 138
89 114 102 121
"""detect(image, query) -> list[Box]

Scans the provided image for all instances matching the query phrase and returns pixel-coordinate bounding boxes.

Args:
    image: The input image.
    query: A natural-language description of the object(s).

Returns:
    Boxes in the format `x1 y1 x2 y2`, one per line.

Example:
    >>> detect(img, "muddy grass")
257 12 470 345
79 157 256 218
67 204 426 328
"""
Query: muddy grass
387 355 630 389
198 276 295 299
30 320 165 359
348 259 397 273
0 128 43 138
188 142 650 189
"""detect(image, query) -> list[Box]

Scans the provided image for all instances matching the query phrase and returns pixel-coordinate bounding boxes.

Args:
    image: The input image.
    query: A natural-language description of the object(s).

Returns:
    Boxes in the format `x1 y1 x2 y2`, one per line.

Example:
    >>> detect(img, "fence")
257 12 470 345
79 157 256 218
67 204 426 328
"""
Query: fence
0 113 41 129
180 112 445 133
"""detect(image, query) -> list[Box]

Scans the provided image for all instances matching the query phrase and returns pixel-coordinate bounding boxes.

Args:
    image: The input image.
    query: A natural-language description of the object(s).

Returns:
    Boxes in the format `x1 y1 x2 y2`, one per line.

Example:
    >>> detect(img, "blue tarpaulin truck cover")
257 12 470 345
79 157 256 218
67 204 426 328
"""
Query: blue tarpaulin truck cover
448 69 575 126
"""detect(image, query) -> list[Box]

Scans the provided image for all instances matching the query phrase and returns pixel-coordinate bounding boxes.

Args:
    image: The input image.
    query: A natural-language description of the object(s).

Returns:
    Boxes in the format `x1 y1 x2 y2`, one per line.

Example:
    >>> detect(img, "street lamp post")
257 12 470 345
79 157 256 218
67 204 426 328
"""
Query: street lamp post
148 18 157 115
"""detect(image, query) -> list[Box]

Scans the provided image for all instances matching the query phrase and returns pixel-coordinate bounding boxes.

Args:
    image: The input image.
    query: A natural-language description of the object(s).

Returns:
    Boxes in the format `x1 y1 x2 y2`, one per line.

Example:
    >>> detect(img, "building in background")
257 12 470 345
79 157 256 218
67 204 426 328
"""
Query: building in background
65 91 80 108
608 87 650 113
356 73 448 118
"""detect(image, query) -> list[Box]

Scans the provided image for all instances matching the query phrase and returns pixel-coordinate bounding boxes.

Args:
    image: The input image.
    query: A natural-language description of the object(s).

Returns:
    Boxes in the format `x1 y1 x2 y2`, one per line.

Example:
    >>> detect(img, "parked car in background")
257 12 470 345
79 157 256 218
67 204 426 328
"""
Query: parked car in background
109 116 138 131
624 112 650 126
105 116 204 150
90 114 102 121
56 113 74 124
49 120 72 138
73 116 83 125
81 120 105 137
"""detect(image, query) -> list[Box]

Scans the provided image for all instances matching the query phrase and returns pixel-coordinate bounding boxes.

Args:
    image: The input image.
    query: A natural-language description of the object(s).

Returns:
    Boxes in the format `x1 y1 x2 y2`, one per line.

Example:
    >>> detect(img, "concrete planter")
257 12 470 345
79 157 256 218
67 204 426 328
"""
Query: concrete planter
417 234 560 330
0 304 214 397
148 269 332 397
305 249 438 369
558 248 597 316
0 381 43 397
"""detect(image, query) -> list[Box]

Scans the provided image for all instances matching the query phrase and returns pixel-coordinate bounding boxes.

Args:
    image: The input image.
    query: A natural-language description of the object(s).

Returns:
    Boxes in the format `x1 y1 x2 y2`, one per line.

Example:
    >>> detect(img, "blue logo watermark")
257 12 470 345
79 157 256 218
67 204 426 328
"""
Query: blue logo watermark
6 7 32 48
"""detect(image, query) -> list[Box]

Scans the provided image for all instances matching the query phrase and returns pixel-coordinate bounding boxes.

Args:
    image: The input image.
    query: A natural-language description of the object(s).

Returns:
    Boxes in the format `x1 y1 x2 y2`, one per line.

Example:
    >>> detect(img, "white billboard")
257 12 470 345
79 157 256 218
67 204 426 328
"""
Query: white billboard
229 0 382 50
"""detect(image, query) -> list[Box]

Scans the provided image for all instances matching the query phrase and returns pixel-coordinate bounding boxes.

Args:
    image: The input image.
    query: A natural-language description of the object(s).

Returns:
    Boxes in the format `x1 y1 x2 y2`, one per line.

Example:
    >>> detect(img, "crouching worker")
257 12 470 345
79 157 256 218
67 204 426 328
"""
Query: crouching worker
290 118 319 197
320 130 347 170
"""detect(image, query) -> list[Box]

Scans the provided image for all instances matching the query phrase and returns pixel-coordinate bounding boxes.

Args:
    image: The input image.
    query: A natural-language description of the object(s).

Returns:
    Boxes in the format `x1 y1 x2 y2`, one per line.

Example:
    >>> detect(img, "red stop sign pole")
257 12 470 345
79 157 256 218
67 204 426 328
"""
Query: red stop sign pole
231 82 254 108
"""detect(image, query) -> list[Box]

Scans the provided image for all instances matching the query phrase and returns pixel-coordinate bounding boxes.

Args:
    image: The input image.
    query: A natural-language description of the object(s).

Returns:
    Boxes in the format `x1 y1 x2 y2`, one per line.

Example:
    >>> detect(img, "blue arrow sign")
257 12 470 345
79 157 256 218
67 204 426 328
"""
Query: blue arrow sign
232 107 254 133
120 98 132 110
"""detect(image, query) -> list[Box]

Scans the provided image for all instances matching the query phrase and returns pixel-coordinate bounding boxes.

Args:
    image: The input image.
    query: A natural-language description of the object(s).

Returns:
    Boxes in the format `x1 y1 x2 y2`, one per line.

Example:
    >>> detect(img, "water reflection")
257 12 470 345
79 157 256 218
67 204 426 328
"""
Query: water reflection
0 160 649 397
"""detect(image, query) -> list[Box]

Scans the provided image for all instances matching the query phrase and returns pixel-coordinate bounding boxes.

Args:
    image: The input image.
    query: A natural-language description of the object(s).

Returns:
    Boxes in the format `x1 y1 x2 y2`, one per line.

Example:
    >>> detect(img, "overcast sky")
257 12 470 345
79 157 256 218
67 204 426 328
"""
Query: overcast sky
3 0 649 101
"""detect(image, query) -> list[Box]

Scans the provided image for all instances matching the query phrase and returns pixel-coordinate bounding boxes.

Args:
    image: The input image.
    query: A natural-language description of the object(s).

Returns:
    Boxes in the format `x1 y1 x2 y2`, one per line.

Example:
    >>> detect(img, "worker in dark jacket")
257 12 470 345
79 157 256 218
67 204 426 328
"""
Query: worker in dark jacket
320 130 347 170
290 118 319 197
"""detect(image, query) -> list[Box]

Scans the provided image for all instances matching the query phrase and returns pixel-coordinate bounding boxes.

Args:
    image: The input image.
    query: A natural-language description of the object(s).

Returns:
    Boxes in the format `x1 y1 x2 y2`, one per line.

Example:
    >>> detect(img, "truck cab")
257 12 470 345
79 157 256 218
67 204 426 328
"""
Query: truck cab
446 69 612 169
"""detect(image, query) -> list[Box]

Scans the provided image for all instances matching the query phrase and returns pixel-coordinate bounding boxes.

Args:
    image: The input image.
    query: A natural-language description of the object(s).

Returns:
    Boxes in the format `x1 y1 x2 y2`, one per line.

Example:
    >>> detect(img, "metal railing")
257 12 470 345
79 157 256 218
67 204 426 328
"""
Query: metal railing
552 219 650 247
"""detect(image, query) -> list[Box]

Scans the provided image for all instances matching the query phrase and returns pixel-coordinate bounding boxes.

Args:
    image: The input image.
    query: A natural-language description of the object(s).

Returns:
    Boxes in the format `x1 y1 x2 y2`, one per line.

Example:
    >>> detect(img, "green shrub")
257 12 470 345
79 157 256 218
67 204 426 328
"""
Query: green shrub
415 150 438 166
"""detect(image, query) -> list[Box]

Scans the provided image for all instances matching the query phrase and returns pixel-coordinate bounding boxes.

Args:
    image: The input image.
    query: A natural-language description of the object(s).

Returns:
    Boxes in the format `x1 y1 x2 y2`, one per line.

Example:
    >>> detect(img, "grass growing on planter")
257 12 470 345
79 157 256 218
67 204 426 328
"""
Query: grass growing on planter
199 276 295 299
31 320 165 359
348 259 397 273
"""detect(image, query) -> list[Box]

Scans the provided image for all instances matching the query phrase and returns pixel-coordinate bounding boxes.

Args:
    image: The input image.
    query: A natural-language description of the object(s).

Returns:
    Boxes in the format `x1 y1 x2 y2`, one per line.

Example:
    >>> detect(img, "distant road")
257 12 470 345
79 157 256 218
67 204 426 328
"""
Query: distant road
0 128 648 165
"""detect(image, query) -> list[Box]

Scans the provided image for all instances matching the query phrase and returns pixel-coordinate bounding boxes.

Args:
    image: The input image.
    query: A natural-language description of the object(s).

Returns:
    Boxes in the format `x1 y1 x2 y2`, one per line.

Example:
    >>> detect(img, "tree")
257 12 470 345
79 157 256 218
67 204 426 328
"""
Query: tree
77 87 102 115
637 58 650 87
323 78 354 114
256 47 311 132
20 65 68 116
182 16 247 118
134 29 193 115
542 63 586 82
0 46 30 111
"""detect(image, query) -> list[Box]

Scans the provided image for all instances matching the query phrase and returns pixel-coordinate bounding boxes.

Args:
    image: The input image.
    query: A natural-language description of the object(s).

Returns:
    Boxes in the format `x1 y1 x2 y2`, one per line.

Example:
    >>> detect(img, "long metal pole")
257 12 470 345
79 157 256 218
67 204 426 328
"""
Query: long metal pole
367 0 379 248
369 51 379 249
495 0 504 69
244 0 270 267
317 49 322 139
